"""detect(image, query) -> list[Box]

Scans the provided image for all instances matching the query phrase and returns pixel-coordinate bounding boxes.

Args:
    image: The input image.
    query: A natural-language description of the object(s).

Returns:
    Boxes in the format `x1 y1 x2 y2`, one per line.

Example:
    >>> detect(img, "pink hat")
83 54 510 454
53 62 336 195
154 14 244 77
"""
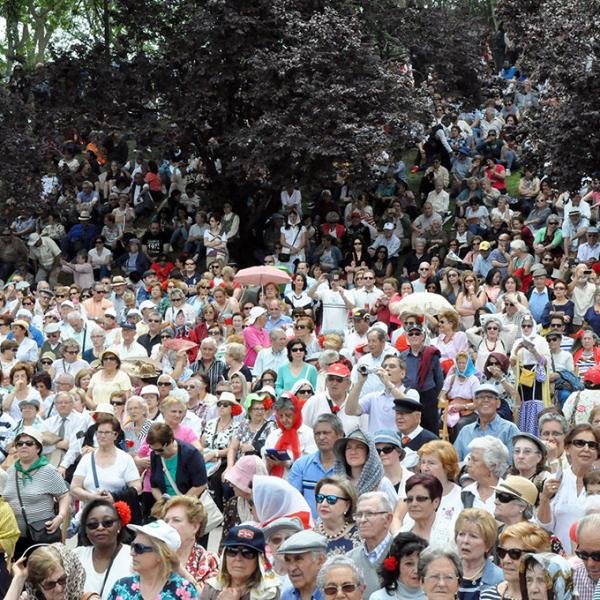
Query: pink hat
224 455 267 494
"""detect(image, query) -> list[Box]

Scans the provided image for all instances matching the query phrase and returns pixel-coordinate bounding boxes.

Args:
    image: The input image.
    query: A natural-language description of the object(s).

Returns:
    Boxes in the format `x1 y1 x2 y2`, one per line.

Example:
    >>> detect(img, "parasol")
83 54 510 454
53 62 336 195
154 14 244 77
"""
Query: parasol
390 292 456 318
233 265 291 287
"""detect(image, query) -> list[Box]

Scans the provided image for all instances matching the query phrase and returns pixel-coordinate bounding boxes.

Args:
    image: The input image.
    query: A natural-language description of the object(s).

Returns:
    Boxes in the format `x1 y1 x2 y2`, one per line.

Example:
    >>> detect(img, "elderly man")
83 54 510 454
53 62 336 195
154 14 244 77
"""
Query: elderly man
82 282 115 323
346 491 394 598
400 323 444 435
369 223 401 261
28 233 62 286
288 414 344 518
111 322 147 359
574 514 600 600
395 395 438 453
192 337 227 394
265 300 293 332
473 241 494 278
526 266 553 323
454 383 520 461
347 355 419 434
279 530 328 600
40 391 91 475
253 327 288 377
43 373 75 418
577 227 600 266
63 312 94 354
563 208 589 256
50 339 89 379
411 261 432 293
137 310 163 355
264 516 305 582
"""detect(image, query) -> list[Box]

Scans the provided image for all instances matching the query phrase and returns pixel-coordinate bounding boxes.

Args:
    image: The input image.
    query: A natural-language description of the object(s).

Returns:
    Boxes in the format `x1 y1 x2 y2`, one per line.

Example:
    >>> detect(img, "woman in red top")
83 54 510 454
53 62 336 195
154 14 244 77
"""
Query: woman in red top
144 160 164 202
484 157 507 194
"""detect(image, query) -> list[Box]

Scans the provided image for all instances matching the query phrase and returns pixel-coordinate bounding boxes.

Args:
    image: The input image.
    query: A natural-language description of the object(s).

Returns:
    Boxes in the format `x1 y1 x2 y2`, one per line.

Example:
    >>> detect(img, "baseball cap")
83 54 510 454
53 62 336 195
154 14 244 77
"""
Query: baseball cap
383 222 394 231
352 308 370 320
326 363 351 379
141 385 160 397
128 520 181 551
223 525 266 553
479 241 491 251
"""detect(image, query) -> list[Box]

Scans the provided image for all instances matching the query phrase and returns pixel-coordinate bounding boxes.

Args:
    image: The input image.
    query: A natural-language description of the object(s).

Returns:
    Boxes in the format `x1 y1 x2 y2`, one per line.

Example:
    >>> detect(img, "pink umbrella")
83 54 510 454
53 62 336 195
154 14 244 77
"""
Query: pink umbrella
233 265 291 287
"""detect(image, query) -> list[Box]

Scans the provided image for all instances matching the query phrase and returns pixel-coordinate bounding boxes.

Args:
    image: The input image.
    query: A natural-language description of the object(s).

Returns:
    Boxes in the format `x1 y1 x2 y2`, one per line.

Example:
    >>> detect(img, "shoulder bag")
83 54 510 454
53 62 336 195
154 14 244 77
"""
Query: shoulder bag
14 470 61 544
279 227 300 263
160 456 223 534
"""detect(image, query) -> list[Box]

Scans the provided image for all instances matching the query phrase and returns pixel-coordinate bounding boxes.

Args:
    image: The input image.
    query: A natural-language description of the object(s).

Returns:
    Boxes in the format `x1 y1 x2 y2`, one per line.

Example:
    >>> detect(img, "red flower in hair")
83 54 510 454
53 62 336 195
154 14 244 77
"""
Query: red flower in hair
262 397 273 411
125 440 135 449
318 335 326 348
231 404 243 417
383 556 398 572
114 501 132 526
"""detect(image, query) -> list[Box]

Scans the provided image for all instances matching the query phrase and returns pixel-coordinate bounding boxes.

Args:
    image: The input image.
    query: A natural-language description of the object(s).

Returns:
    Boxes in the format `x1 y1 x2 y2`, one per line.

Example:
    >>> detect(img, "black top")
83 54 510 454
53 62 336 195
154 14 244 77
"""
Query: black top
150 440 208 494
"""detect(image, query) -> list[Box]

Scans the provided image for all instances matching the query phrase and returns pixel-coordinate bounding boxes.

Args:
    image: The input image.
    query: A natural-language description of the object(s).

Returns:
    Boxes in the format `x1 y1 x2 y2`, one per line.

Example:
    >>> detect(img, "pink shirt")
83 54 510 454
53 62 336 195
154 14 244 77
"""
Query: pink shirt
243 325 271 367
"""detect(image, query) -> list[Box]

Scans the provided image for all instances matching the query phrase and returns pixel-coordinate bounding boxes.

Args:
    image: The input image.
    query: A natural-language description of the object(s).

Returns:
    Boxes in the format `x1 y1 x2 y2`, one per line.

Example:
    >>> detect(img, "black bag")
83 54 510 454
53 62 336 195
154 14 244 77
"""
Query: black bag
14 471 61 544
278 252 291 263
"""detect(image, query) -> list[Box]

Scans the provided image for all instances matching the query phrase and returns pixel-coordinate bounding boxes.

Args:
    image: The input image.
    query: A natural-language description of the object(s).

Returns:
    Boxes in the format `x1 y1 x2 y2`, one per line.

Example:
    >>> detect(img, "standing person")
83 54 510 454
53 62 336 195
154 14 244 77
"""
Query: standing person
400 323 444 434
280 209 307 273
0 469 20 596
307 271 350 334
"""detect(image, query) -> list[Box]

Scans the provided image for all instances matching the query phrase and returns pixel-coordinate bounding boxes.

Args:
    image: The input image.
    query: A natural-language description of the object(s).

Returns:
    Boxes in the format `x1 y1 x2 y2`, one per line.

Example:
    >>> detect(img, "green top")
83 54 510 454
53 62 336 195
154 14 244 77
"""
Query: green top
163 453 179 496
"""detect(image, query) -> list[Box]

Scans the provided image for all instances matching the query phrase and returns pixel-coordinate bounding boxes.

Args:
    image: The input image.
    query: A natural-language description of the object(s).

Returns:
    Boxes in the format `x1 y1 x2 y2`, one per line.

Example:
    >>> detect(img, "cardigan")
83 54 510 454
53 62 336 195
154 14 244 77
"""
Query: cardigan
149 440 207 495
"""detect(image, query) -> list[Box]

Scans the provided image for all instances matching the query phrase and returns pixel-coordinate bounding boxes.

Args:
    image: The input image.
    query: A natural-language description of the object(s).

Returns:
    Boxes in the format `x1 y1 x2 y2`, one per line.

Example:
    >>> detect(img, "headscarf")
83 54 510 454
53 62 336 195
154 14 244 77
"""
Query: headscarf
25 543 85 600
252 475 312 529
272 393 303 477
519 313 538 343
333 428 384 497
519 552 576 600
455 352 477 378
290 378 314 396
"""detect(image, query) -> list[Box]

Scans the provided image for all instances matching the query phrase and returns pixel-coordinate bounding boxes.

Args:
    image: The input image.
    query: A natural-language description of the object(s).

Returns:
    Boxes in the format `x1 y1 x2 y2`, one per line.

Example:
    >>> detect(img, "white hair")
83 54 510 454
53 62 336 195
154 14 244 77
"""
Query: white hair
357 491 393 513
468 436 509 478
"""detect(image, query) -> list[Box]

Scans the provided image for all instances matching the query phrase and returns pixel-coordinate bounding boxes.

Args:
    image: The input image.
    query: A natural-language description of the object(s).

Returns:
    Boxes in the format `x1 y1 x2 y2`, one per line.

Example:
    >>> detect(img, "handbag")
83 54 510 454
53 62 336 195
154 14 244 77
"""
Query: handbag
160 457 223 534
518 367 535 387
14 471 61 544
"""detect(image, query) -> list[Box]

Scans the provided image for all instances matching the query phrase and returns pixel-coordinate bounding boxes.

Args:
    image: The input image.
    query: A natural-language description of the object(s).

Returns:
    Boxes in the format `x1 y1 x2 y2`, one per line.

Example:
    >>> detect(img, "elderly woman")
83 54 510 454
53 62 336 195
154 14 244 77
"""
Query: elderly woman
394 441 463 536
462 436 509 513
431 311 469 367
419 547 462 600
318 555 366 600
108 519 199 599
510 433 550 490
275 339 318 395
480 522 550 600
3 427 69 557
263 393 316 477
313 475 360 553
537 423 600 552
84 328 107 363
2 361 42 421
6 543 91 600
573 330 600 376
161 495 219 591
74 498 133 599
519 553 576 600
480 353 515 421
455 509 503 598
123 396 152 454
227 393 275 465
161 394 201 446
538 412 569 473
200 524 280 600
87 349 132 408
468 315 508 373
371 532 427 600
224 342 253 382
11 319 38 363
230 370 250 404
333 428 397 507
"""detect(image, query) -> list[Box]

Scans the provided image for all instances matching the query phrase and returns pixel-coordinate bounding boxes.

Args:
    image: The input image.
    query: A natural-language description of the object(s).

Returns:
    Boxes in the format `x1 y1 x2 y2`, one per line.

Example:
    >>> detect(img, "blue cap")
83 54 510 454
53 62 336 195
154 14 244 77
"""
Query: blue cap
120 321 137 330
223 525 265 553
373 430 402 448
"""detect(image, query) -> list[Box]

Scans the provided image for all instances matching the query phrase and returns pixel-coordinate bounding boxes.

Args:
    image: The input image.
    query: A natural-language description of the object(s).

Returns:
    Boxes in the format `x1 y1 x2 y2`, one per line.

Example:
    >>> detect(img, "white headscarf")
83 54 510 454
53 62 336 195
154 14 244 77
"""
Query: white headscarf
252 475 313 528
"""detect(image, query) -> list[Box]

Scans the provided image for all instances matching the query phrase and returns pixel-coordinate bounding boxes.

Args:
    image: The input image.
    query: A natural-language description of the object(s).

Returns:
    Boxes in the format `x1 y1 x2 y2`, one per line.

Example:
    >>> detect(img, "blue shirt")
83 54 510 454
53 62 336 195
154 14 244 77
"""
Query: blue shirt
528 287 550 323
265 314 293 332
454 414 520 461
281 586 324 600
287 451 334 517
473 253 494 278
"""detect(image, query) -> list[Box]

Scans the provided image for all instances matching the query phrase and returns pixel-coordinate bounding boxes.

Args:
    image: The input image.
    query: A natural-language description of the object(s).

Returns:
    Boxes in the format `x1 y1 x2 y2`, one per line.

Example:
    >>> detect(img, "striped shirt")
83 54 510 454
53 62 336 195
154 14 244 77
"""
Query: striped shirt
4 464 68 533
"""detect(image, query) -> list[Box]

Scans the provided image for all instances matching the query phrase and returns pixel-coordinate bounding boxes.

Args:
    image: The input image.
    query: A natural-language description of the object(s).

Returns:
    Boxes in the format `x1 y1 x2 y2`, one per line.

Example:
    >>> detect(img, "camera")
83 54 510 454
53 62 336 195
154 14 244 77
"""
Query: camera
358 365 372 376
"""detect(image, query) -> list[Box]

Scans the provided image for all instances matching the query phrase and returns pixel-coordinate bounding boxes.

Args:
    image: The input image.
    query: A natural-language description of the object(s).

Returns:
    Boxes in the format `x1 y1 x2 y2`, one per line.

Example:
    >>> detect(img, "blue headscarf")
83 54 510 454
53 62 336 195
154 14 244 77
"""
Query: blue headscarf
455 354 478 378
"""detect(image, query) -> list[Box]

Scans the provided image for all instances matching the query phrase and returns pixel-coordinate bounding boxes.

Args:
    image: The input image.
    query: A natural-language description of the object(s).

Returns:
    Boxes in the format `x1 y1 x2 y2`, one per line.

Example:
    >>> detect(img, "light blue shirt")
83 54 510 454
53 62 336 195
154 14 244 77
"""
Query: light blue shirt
287 451 334 518
281 585 324 600
454 414 520 461
528 287 550 323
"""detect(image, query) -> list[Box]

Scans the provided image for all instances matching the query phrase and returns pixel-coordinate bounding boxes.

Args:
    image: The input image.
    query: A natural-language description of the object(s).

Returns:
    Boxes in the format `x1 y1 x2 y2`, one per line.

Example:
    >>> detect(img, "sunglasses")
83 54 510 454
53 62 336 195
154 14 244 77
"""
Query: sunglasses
404 495 430 504
327 376 344 383
225 547 258 559
149 319 161 323
110 400 126 406
575 549 600 562
294 324 307 329
496 492 518 504
407 332 422 337
315 494 350 505
488 361 500 366
497 547 527 560
131 542 155 555
487 326 498 331
547 337 559 342
296 389 313 395
150 444 168 454
217 401 234 408
15 440 36 448
571 439 600 450
323 584 360 597
158 382 171 386
376 445 397 455
86 518 117 530
41 575 67 592
522 323 533 328
41 360 53 365
291 347 305 352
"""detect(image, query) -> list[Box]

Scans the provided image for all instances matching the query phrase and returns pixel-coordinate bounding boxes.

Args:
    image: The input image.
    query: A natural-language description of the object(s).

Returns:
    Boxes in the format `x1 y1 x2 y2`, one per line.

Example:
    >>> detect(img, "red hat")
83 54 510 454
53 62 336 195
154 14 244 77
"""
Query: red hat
584 365 600 386
326 362 351 378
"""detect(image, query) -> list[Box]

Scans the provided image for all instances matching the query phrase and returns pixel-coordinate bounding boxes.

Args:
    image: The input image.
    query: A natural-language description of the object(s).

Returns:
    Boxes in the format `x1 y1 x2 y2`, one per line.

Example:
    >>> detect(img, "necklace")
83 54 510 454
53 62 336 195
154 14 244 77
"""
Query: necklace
317 521 348 540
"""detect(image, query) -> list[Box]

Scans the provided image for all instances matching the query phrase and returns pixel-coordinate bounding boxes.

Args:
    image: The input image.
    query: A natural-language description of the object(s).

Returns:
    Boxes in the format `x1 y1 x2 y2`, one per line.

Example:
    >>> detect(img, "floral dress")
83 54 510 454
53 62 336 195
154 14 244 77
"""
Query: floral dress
107 572 199 600
234 419 277 459
187 544 220 591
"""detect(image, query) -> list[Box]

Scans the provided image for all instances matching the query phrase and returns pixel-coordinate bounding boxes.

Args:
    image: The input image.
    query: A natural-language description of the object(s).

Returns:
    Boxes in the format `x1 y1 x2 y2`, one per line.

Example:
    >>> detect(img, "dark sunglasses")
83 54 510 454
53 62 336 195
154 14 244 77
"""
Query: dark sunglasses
41 575 67 591
376 445 397 455
407 332 422 337
217 401 234 408
404 495 430 504
225 547 258 559
157 381 171 386
294 324 307 329
323 585 360 597
296 389 313 395
576 549 600 562
291 347 305 352
497 546 526 560
327 376 344 383
571 439 600 450
15 440 36 447
315 494 349 505
41 360 53 365
496 492 518 504
110 400 126 406
487 361 500 366
131 542 155 555
150 445 167 454
547 337 559 342
86 518 117 530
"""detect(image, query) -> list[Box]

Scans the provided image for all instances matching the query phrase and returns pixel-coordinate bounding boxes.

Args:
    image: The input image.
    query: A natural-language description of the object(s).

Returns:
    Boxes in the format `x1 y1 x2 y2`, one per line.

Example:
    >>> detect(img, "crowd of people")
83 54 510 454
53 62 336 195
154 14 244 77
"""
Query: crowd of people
1 41 600 600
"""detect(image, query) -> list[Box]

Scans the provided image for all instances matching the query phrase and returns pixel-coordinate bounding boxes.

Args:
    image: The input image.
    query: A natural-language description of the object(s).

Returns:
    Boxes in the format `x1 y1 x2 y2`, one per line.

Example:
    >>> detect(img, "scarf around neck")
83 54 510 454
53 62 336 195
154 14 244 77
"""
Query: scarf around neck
15 455 49 485
273 394 303 477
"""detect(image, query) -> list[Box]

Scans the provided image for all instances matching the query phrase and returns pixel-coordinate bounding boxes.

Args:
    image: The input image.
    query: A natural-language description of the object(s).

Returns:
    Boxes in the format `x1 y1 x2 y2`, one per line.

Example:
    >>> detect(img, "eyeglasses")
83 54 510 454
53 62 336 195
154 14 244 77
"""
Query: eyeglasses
291 347 305 352
487 361 500 366
110 400 126 406
487 326 498 331
495 491 521 505
541 429 564 438
149 319 161 323
496 546 526 560
407 332 422 337
131 542 155 555
150 444 168 454
571 439 600 450
225 547 258 559
419 268 430 272
243 305 253 310
65 349 77 354
22 301 33 306
576 549 600 562
86 518 117 530
404 495 431 504
15 440 36 447
355 511 388 521
376 446 397 455
294 324 307 329
41 575 67 592
103 356 118 362
323 584 360 597
424 574 458 584
315 493 350 505
296 389 313 395
217 401 234 408
157 381 171 386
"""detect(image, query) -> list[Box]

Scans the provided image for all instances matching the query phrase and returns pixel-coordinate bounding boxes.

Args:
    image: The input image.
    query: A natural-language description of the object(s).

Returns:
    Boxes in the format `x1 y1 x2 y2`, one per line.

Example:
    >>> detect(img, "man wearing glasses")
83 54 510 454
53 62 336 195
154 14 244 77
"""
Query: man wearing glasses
572 515 600 600
138 310 163 355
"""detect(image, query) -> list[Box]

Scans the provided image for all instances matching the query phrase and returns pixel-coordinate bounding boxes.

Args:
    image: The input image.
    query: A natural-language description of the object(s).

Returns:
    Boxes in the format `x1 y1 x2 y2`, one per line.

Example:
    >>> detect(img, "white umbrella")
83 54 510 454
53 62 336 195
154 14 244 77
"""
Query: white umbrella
390 292 456 318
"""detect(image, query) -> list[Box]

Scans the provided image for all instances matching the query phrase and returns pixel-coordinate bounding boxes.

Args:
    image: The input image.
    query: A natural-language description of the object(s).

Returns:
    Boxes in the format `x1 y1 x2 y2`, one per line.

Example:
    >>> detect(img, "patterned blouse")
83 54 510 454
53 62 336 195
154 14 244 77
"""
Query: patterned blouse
234 419 277 458
201 418 239 451
108 573 199 600
186 544 220 590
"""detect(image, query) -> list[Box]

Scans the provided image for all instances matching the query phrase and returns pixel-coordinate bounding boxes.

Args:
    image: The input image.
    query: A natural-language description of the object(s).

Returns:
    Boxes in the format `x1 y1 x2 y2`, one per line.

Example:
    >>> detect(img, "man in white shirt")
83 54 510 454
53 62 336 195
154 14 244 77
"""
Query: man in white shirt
577 228 600 266
308 271 349 334
111 322 148 359
41 391 91 476
302 363 368 434
350 270 384 309
253 328 289 377
50 339 90 379
369 223 401 259
343 309 370 360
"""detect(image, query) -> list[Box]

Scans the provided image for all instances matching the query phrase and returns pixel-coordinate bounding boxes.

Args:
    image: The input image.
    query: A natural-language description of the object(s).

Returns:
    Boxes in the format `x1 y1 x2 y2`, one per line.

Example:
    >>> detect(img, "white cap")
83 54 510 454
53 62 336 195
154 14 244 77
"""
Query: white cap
139 300 156 311
90 403 115 416
27 233 41 246
128 519 181 551
105 307 117 317
383 222 395 230
248 306 267 325
15 281 30 291
44 322 61 334
127 308 142 318
16 309 33 320
61 300 74 308
141 385 160 397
